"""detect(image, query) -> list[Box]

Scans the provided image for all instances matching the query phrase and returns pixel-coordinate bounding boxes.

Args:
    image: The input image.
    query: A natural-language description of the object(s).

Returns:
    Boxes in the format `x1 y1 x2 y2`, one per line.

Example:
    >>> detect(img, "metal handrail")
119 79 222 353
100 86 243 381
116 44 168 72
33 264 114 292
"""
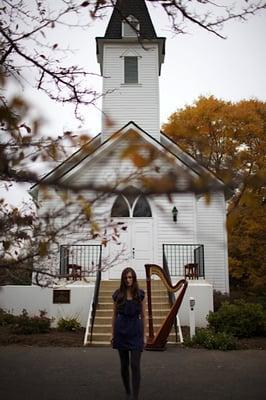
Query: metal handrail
84 297 94 346
89 248 102 343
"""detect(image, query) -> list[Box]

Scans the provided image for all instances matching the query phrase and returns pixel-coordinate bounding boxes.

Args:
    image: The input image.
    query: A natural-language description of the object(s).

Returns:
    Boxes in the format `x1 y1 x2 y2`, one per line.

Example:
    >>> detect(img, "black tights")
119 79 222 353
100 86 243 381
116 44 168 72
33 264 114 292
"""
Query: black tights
118 350 142 399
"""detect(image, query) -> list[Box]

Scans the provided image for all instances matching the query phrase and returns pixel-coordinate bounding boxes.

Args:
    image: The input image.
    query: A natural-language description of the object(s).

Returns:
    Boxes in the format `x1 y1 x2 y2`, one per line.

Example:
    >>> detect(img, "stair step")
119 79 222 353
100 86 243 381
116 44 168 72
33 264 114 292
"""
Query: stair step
97 302 169 310
94 317 173 325
99 294 169 301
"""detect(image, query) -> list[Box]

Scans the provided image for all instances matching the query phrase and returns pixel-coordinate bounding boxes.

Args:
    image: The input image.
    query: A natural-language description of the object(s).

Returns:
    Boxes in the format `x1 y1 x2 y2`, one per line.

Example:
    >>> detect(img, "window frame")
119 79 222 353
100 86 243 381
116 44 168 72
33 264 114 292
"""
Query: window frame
124 56 138 84
122 15 140 37
111 192 152 218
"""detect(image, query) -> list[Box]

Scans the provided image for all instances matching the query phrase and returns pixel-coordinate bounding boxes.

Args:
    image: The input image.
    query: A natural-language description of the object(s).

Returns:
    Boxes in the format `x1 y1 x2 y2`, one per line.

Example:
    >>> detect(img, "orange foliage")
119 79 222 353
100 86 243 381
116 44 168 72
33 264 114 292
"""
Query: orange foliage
162 96 266 185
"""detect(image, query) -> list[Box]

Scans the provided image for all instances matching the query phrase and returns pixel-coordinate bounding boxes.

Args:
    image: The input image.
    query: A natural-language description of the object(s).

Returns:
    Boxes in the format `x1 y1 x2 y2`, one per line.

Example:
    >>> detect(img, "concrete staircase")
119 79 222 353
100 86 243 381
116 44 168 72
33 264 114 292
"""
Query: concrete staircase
90 280 178 346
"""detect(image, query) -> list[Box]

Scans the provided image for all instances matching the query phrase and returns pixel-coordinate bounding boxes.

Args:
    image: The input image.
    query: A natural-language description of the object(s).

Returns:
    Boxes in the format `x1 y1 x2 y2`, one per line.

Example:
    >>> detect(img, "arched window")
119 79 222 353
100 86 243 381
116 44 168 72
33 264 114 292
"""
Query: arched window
111 187 152 218
124 186 141 207
111 194 129 217
122 15 140 37
133 195 152 217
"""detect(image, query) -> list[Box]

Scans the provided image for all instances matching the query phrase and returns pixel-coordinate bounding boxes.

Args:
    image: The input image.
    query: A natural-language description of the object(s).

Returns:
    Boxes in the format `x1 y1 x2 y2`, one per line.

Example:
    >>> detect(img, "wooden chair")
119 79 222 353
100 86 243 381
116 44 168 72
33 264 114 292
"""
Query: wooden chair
67 264 82 280
184 263 199 280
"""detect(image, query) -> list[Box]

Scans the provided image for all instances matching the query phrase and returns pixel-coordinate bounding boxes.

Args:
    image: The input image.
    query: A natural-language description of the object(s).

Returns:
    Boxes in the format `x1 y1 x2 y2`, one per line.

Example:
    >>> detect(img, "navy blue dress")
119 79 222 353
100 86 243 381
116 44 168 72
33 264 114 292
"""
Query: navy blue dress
112 289 145 351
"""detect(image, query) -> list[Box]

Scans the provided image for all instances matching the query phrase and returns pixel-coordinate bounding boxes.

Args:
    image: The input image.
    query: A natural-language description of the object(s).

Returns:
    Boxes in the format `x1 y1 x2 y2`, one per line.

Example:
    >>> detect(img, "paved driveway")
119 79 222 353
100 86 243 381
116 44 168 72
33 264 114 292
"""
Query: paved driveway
0 346 265 400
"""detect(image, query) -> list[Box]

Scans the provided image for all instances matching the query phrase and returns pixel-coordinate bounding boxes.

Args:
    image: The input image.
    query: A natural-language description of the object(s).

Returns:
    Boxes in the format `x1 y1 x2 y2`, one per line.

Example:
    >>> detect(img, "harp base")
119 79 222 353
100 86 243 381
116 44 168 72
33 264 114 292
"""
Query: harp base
145 340 167 351
145 346 166 352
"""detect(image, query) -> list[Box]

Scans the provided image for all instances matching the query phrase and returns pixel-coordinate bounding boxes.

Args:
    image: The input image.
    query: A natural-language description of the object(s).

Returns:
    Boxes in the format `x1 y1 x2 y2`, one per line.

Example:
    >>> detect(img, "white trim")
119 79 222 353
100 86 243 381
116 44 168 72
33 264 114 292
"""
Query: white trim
149 198 158 265
120 49 142 58
222 195 230 293
83 296 94 346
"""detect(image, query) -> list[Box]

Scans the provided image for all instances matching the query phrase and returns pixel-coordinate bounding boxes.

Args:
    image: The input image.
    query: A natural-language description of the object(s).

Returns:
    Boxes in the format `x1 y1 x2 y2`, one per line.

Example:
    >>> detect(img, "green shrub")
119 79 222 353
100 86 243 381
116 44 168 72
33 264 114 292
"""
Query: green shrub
207 300 266 338
0 309 17 326
57 317 81 332
185 328 237 351
10 309 51 334
213 290 230 311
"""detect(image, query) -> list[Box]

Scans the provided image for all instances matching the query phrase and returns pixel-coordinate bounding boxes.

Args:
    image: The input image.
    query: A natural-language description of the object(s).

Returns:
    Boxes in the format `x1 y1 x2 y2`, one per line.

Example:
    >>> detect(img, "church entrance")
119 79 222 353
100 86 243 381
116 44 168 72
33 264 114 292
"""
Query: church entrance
108 187 154 279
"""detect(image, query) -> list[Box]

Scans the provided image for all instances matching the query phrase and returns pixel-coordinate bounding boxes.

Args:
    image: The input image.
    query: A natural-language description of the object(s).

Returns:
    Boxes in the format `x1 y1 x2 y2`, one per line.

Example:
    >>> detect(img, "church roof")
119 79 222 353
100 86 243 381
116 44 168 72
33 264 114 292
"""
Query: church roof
30 122 231 199
104 0 157 39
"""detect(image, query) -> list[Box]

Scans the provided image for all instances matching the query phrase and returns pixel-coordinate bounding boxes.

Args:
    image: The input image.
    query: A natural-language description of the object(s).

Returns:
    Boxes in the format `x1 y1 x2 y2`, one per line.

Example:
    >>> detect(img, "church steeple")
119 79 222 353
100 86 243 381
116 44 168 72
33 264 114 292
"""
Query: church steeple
96 0 166 141
104 0 157 39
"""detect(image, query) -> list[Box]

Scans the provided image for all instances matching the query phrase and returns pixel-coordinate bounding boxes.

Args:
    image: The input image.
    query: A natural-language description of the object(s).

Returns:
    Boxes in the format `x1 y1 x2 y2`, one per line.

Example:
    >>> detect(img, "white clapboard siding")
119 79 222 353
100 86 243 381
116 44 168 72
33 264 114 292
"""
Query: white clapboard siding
196 193 229 293
102 44 160 140
153 193 197 268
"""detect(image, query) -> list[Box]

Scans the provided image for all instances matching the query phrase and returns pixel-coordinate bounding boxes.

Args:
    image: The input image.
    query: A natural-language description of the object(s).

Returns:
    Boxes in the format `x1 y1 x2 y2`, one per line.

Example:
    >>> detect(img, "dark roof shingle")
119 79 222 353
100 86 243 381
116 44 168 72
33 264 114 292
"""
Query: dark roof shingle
105 0 157 39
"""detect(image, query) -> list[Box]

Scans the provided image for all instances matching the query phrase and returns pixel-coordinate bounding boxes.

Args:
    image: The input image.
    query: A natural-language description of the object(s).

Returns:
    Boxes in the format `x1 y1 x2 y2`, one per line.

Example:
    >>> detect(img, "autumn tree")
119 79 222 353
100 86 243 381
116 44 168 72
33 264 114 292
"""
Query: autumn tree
162 96 266 212
228 189 266 294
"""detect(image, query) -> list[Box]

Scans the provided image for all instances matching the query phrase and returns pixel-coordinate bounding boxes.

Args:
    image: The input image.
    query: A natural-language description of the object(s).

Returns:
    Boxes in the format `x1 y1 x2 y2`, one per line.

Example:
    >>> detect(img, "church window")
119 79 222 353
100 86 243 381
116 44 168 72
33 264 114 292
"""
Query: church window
133 195 152 217
124 186 141 207
123 15 139 37
111 189 152 218
111 194 130 217
124 56 138 83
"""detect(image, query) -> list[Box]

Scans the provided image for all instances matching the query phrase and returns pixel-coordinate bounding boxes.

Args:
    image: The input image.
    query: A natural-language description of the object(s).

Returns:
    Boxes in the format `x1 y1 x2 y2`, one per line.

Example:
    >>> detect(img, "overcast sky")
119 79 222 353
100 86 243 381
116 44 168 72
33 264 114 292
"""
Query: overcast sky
3 1 266 206
11 1 266 138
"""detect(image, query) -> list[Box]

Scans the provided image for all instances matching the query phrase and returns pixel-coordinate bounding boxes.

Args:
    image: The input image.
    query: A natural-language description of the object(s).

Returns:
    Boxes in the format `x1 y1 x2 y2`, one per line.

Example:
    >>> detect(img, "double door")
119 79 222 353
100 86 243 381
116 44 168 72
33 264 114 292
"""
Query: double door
108 218 154 279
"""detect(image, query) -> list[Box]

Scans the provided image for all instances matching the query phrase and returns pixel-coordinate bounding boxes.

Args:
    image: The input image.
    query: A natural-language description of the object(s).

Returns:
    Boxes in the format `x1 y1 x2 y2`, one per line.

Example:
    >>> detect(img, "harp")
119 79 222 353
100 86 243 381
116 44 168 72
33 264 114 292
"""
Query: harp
145 264 188 351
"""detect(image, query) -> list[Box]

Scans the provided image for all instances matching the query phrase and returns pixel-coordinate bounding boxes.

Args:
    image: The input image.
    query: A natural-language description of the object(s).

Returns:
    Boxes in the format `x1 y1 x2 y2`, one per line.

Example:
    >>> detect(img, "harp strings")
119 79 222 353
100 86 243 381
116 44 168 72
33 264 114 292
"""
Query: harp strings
150 265 183 293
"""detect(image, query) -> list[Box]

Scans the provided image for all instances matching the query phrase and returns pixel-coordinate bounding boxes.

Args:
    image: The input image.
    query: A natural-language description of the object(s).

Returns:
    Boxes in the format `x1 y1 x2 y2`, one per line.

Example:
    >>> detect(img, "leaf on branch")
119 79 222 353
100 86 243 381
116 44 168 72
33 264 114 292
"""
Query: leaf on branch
79 134 90 145
82 203 91 219
81 1 90 7
52 44 58 49
3 241 11 251
39 241 48 256
101 239 108 247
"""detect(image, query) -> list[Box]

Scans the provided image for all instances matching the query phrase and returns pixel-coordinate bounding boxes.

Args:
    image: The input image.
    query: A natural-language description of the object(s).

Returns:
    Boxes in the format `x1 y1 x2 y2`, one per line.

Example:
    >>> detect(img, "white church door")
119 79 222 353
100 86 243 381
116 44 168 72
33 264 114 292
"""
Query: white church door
108 187 154 280
131 219 153 278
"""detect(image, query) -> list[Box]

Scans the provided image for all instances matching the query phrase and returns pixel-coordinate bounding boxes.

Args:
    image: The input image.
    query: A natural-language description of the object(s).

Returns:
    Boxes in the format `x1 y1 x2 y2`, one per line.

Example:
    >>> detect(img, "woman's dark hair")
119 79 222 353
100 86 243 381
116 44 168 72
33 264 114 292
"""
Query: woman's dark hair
116 267 141 304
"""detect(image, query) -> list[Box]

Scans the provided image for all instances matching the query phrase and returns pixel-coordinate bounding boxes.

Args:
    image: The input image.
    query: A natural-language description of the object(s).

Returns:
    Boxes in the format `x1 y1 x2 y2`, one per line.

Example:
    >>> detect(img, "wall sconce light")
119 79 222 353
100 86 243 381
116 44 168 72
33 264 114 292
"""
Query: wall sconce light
172 206 178 222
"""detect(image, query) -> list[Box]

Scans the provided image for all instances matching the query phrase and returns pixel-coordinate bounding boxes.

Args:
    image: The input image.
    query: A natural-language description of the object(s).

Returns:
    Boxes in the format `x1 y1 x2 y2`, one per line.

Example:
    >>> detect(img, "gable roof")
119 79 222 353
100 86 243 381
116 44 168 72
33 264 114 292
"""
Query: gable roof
30 122 230 198
105 0 157 39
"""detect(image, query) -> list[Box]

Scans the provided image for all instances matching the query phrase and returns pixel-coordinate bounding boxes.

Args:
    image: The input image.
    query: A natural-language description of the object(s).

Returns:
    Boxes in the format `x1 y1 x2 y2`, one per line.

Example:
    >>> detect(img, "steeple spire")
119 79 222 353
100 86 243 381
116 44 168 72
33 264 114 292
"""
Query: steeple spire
104 0 157 39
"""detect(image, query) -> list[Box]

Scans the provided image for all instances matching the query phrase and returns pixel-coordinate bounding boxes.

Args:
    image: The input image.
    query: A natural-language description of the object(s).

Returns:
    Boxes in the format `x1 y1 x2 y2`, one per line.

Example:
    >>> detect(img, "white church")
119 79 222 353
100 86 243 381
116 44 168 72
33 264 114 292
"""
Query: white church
1 0 230 344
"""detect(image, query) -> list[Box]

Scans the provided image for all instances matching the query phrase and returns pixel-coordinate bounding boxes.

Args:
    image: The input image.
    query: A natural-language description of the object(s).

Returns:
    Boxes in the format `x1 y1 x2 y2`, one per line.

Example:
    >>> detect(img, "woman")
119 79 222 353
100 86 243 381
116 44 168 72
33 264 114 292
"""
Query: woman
111 267 146 400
